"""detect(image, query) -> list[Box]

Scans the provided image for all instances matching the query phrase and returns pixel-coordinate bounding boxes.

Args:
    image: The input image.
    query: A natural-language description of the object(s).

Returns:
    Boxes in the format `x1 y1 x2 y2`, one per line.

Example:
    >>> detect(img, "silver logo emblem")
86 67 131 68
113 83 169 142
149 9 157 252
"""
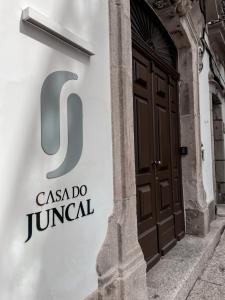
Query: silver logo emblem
41 71 83 179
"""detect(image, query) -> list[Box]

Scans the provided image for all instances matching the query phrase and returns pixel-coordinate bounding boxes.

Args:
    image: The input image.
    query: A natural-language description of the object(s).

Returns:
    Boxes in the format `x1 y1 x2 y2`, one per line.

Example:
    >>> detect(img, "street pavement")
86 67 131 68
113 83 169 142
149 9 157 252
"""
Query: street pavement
187 231 225 299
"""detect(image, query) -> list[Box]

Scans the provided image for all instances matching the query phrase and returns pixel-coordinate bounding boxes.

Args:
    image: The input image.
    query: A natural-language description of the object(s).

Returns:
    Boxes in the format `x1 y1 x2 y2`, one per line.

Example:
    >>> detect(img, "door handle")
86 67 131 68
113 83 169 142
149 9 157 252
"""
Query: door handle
151 160 162 167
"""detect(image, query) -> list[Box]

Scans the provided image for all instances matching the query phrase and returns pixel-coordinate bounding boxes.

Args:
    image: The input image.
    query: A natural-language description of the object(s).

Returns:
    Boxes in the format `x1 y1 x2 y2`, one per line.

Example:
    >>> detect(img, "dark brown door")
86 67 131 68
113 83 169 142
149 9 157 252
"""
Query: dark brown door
133 47 184 270
131 0 184 271
153 65 177 257
131 0 184 269
133 48 160 268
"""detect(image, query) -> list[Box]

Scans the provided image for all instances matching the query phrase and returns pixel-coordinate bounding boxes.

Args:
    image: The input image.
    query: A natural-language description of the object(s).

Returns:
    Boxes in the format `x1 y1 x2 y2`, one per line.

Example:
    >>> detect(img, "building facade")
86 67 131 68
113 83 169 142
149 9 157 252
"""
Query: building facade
1 0 225 299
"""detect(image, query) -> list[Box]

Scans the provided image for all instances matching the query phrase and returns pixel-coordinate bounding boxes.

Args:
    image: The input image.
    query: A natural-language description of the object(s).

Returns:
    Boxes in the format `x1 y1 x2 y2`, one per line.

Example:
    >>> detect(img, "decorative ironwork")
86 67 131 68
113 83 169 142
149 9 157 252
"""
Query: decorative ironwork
131 0 177 68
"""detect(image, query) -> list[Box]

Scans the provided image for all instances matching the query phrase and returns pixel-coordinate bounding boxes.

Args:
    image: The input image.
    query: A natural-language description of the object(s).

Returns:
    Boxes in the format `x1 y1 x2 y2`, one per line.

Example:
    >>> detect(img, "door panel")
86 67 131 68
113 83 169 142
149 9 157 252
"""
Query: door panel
136 97 151 170
153 67 175 255
133 48 160 269
158 215 176 255
155 106 170 170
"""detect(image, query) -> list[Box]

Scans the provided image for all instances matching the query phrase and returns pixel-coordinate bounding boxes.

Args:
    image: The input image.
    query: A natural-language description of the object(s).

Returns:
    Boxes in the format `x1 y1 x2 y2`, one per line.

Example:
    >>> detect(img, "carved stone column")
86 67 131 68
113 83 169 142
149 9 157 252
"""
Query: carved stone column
153 1 211 236
95 0 149 299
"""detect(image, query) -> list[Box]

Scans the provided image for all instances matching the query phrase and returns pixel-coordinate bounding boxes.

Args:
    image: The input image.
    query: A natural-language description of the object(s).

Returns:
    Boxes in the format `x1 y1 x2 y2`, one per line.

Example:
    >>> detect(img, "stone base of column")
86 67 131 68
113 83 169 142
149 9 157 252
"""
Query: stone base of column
97 257 147 300
185 207 210 237
95 198 149 300
209 200 216 224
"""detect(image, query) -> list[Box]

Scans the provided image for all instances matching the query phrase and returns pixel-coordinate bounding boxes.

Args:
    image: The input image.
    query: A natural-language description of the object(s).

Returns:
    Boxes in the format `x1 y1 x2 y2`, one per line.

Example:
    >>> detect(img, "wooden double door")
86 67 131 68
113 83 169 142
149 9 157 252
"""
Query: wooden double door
133 45 185 270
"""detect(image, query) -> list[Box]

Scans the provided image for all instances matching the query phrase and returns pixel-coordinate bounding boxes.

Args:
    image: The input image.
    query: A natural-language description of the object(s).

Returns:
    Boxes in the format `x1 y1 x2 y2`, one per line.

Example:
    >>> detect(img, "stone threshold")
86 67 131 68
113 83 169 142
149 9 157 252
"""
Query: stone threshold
147 216 225 300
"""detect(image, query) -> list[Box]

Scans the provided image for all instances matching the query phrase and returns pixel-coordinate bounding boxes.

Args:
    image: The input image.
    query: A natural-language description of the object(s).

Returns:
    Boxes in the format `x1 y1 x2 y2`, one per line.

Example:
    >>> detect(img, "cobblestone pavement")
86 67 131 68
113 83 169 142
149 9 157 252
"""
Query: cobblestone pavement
187 231 225 300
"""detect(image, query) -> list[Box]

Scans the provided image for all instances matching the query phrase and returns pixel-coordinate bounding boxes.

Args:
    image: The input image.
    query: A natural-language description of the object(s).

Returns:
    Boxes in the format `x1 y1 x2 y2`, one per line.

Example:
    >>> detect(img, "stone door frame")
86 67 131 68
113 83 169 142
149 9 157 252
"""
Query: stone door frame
92 1 212 299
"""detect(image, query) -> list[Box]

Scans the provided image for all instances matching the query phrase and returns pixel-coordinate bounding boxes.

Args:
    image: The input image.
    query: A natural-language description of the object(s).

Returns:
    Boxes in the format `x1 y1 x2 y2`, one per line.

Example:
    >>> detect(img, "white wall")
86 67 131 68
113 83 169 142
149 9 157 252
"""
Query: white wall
0 1 113 300
199 50 215 203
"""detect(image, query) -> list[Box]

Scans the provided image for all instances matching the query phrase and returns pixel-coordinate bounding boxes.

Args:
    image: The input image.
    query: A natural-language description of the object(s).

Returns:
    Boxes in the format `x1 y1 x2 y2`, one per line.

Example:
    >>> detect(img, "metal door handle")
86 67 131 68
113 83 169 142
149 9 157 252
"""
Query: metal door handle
152 160 162 167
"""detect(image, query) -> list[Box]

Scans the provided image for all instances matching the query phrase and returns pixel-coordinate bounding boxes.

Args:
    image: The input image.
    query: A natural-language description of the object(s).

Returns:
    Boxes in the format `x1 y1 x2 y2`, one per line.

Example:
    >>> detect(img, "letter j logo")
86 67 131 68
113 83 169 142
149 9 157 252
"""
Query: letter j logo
41 71 83 179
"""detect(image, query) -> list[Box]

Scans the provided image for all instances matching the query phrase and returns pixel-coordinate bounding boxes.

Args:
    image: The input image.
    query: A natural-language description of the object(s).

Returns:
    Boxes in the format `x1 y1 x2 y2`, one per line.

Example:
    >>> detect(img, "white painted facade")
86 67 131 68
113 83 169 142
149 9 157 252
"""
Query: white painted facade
199 50 215 204
1 1 225 299
0 1 113 300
